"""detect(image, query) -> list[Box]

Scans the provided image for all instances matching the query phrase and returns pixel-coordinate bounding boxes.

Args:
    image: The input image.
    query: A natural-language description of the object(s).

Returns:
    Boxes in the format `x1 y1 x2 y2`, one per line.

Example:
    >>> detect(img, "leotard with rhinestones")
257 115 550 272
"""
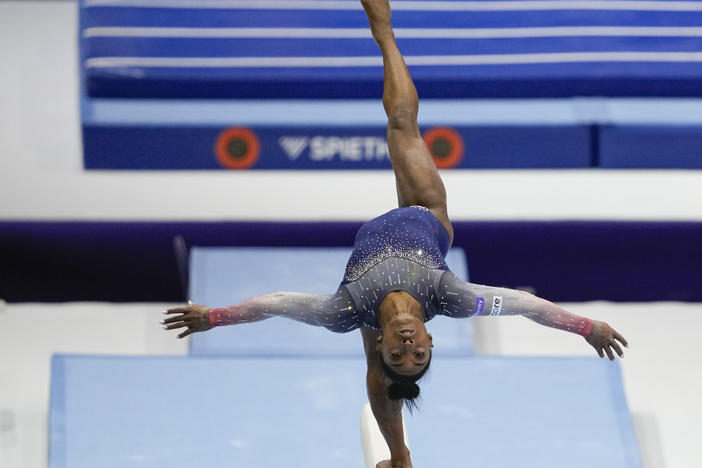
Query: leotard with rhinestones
209 206 593 337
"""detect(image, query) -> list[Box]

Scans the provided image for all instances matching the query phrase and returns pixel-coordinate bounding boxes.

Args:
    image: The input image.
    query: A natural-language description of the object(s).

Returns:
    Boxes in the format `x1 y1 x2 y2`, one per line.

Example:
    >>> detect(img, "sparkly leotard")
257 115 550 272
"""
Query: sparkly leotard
343 205 450 283
337 206 450 330
209 206 593 337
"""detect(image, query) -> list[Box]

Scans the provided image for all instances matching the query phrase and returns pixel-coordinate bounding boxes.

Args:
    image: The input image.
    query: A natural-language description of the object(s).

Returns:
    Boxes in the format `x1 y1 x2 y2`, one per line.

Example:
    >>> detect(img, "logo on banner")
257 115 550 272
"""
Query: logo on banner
215 127 260 169
490 296 503 316
423 127 465 169
279 136 389 162
279 137 309 160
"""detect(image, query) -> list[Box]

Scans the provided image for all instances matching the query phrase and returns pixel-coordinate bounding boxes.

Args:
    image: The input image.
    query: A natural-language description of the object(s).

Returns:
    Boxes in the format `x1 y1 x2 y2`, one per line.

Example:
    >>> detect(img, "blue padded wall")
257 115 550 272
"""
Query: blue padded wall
80 1 702 99
600 125 702 168
79 1 702 170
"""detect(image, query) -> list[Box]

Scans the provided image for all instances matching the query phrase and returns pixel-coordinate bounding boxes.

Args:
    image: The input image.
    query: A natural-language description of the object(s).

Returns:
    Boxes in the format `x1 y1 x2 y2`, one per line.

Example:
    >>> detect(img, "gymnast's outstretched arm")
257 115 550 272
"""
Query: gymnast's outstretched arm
438 271 629 360
162 290 354 339
361 328 413 468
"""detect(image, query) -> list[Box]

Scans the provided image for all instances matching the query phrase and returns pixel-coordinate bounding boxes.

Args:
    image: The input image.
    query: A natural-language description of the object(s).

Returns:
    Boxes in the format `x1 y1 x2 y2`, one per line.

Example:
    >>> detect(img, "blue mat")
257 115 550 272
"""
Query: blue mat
79 0 702 98
49 354 642 468
600 124 702 168
189 247 473 357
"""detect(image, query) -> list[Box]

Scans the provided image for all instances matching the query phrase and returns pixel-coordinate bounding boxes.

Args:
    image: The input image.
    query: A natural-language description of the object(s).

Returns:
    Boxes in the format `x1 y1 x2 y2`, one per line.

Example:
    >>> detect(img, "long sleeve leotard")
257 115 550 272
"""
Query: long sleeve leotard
209 207 592 337
209 267 592 337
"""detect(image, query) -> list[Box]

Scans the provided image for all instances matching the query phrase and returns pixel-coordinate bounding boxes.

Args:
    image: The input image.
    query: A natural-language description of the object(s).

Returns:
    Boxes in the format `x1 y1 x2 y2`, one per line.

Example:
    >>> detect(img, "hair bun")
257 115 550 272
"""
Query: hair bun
388 382 420 401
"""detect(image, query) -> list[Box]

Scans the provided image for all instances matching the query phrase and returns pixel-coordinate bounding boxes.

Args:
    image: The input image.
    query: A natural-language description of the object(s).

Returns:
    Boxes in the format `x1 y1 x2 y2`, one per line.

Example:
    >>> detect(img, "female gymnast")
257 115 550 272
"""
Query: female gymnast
163 1 628 466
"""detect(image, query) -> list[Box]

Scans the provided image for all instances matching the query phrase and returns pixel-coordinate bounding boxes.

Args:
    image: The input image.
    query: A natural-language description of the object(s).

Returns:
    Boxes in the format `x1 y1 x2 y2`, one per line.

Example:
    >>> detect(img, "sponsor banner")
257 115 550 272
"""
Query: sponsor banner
83 124 590 170
276 132 392 169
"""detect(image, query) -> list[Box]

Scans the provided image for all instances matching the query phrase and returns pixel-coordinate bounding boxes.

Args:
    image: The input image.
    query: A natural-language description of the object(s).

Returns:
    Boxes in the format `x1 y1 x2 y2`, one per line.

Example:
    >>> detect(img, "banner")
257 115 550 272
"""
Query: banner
83 124 591 170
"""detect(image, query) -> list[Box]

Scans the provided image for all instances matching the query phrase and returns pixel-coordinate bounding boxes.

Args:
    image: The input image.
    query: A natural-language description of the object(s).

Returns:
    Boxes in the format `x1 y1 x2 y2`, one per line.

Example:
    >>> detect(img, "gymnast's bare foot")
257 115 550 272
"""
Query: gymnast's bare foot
361 0 394 43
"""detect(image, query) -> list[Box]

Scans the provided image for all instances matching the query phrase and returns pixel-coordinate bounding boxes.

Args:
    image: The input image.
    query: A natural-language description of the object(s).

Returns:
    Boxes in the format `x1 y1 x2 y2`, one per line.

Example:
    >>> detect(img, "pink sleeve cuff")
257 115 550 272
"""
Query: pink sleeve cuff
208 304 242 327
580 317 594 337
208 307 225 327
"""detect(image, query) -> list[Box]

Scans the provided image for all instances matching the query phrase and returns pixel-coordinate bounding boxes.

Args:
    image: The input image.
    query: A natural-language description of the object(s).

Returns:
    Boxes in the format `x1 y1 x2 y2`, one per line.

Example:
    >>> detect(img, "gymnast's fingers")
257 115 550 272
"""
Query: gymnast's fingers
604 344 615 361
614 331 628 348
162 314 188 324
178 328 195 339
164 322 187 330
165 306 190 315
596 346 605 359
611 340 624 358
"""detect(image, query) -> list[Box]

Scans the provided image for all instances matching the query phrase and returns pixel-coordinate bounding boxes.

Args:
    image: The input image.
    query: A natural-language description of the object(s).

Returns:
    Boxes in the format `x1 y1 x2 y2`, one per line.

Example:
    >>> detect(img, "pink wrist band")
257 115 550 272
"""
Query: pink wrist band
209 305 241 327
579 318 594 337
208 308 220 327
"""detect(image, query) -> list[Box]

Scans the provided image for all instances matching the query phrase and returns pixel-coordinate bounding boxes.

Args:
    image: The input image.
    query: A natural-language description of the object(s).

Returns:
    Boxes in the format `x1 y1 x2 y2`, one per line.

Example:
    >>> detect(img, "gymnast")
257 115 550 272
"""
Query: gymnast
163 1 628 466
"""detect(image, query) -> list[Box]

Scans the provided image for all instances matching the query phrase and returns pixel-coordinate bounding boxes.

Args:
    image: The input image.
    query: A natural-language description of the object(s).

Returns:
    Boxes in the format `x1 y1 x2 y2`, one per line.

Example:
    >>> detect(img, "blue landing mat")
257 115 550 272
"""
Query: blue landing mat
411 357 642 468
189 247 473 357
79 1 702 99
49 355 642 468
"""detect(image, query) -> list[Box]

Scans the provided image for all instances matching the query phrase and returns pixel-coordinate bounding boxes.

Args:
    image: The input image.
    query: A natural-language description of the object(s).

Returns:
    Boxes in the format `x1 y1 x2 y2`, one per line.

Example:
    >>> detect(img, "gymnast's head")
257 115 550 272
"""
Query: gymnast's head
376 291 433 409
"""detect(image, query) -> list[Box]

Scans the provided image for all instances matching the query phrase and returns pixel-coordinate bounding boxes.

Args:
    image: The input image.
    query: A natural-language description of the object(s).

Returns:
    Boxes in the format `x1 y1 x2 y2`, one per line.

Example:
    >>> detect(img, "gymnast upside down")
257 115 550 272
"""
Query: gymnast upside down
163 1 628 467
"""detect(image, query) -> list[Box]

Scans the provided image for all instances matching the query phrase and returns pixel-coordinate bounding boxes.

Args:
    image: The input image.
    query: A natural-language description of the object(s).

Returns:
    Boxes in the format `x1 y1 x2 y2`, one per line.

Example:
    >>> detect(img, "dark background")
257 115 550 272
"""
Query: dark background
2 220 700 303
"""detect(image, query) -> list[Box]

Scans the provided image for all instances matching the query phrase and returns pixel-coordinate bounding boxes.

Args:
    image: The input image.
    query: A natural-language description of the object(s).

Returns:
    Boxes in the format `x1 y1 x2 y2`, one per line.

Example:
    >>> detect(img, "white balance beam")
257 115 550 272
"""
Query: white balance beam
360 402 410 468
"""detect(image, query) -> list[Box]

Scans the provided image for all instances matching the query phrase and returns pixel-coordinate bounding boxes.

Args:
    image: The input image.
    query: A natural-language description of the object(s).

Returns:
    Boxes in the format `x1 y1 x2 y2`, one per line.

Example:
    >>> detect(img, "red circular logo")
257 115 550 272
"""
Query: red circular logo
215 127 260 169
423 127 465 169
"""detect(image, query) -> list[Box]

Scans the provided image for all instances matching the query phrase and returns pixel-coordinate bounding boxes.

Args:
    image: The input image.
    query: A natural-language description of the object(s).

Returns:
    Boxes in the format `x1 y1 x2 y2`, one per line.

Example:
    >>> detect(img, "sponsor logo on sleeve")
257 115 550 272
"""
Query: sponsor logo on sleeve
490 296 503 316
472 297 485 316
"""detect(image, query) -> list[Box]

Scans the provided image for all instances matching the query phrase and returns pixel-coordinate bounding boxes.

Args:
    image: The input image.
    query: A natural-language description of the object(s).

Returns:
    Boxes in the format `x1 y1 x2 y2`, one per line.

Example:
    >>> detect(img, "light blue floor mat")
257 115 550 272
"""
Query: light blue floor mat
49 355 641 468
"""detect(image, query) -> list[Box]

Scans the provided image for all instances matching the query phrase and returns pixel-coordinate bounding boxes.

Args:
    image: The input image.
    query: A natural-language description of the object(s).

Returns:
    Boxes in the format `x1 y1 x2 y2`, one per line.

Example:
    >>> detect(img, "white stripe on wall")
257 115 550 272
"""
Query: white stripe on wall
85 52 702 68
84 26 702 38
83 0 702 12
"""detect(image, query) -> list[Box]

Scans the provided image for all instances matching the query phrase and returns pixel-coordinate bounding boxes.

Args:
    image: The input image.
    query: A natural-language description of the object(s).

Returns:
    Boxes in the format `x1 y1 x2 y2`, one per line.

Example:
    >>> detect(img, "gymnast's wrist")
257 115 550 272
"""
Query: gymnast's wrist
390 445 411 464
579 317 594 337
207 307 218 327
208 306 231 327
208 303 248 327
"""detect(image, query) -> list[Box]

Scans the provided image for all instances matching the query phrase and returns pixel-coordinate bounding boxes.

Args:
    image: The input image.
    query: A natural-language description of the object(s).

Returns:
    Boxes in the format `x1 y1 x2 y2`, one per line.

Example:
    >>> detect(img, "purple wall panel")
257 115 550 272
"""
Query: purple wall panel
1 221 700 303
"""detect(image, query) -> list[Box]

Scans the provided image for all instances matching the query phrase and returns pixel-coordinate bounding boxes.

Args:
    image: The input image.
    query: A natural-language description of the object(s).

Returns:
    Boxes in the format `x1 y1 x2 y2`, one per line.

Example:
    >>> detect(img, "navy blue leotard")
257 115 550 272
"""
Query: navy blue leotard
332 205 451 331
210 206 594 337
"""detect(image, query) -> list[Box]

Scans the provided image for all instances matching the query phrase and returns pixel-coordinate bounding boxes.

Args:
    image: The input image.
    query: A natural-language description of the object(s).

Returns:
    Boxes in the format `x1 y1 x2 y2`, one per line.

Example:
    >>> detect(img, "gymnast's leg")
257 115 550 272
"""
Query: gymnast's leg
362 0 454 244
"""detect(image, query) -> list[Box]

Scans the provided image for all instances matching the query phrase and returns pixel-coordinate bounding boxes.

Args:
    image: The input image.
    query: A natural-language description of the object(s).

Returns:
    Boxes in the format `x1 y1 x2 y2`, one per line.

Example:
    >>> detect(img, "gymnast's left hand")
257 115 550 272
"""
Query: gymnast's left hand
162 303 212 339
585 320 628 360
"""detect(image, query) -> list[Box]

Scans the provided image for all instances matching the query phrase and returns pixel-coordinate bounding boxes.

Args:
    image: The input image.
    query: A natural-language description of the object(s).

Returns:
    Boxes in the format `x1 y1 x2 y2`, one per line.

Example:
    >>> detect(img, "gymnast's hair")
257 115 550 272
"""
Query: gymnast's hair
379 352 432 413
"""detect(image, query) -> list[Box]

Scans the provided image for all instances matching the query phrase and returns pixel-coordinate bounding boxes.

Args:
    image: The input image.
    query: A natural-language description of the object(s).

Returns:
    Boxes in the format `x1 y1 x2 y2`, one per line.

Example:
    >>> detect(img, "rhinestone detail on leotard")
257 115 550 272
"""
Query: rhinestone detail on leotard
343 206 448 282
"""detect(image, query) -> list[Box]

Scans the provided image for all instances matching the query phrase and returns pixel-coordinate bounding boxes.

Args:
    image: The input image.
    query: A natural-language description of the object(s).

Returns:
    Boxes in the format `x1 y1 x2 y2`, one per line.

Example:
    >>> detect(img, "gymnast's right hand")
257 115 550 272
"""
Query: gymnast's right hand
376 459 413 468
162 303 212 339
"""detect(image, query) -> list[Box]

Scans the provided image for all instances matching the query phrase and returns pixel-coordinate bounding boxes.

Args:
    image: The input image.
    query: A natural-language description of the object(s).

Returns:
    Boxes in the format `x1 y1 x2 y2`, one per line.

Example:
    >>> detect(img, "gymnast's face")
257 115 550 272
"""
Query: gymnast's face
377 291 433 375
378 322 433 376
